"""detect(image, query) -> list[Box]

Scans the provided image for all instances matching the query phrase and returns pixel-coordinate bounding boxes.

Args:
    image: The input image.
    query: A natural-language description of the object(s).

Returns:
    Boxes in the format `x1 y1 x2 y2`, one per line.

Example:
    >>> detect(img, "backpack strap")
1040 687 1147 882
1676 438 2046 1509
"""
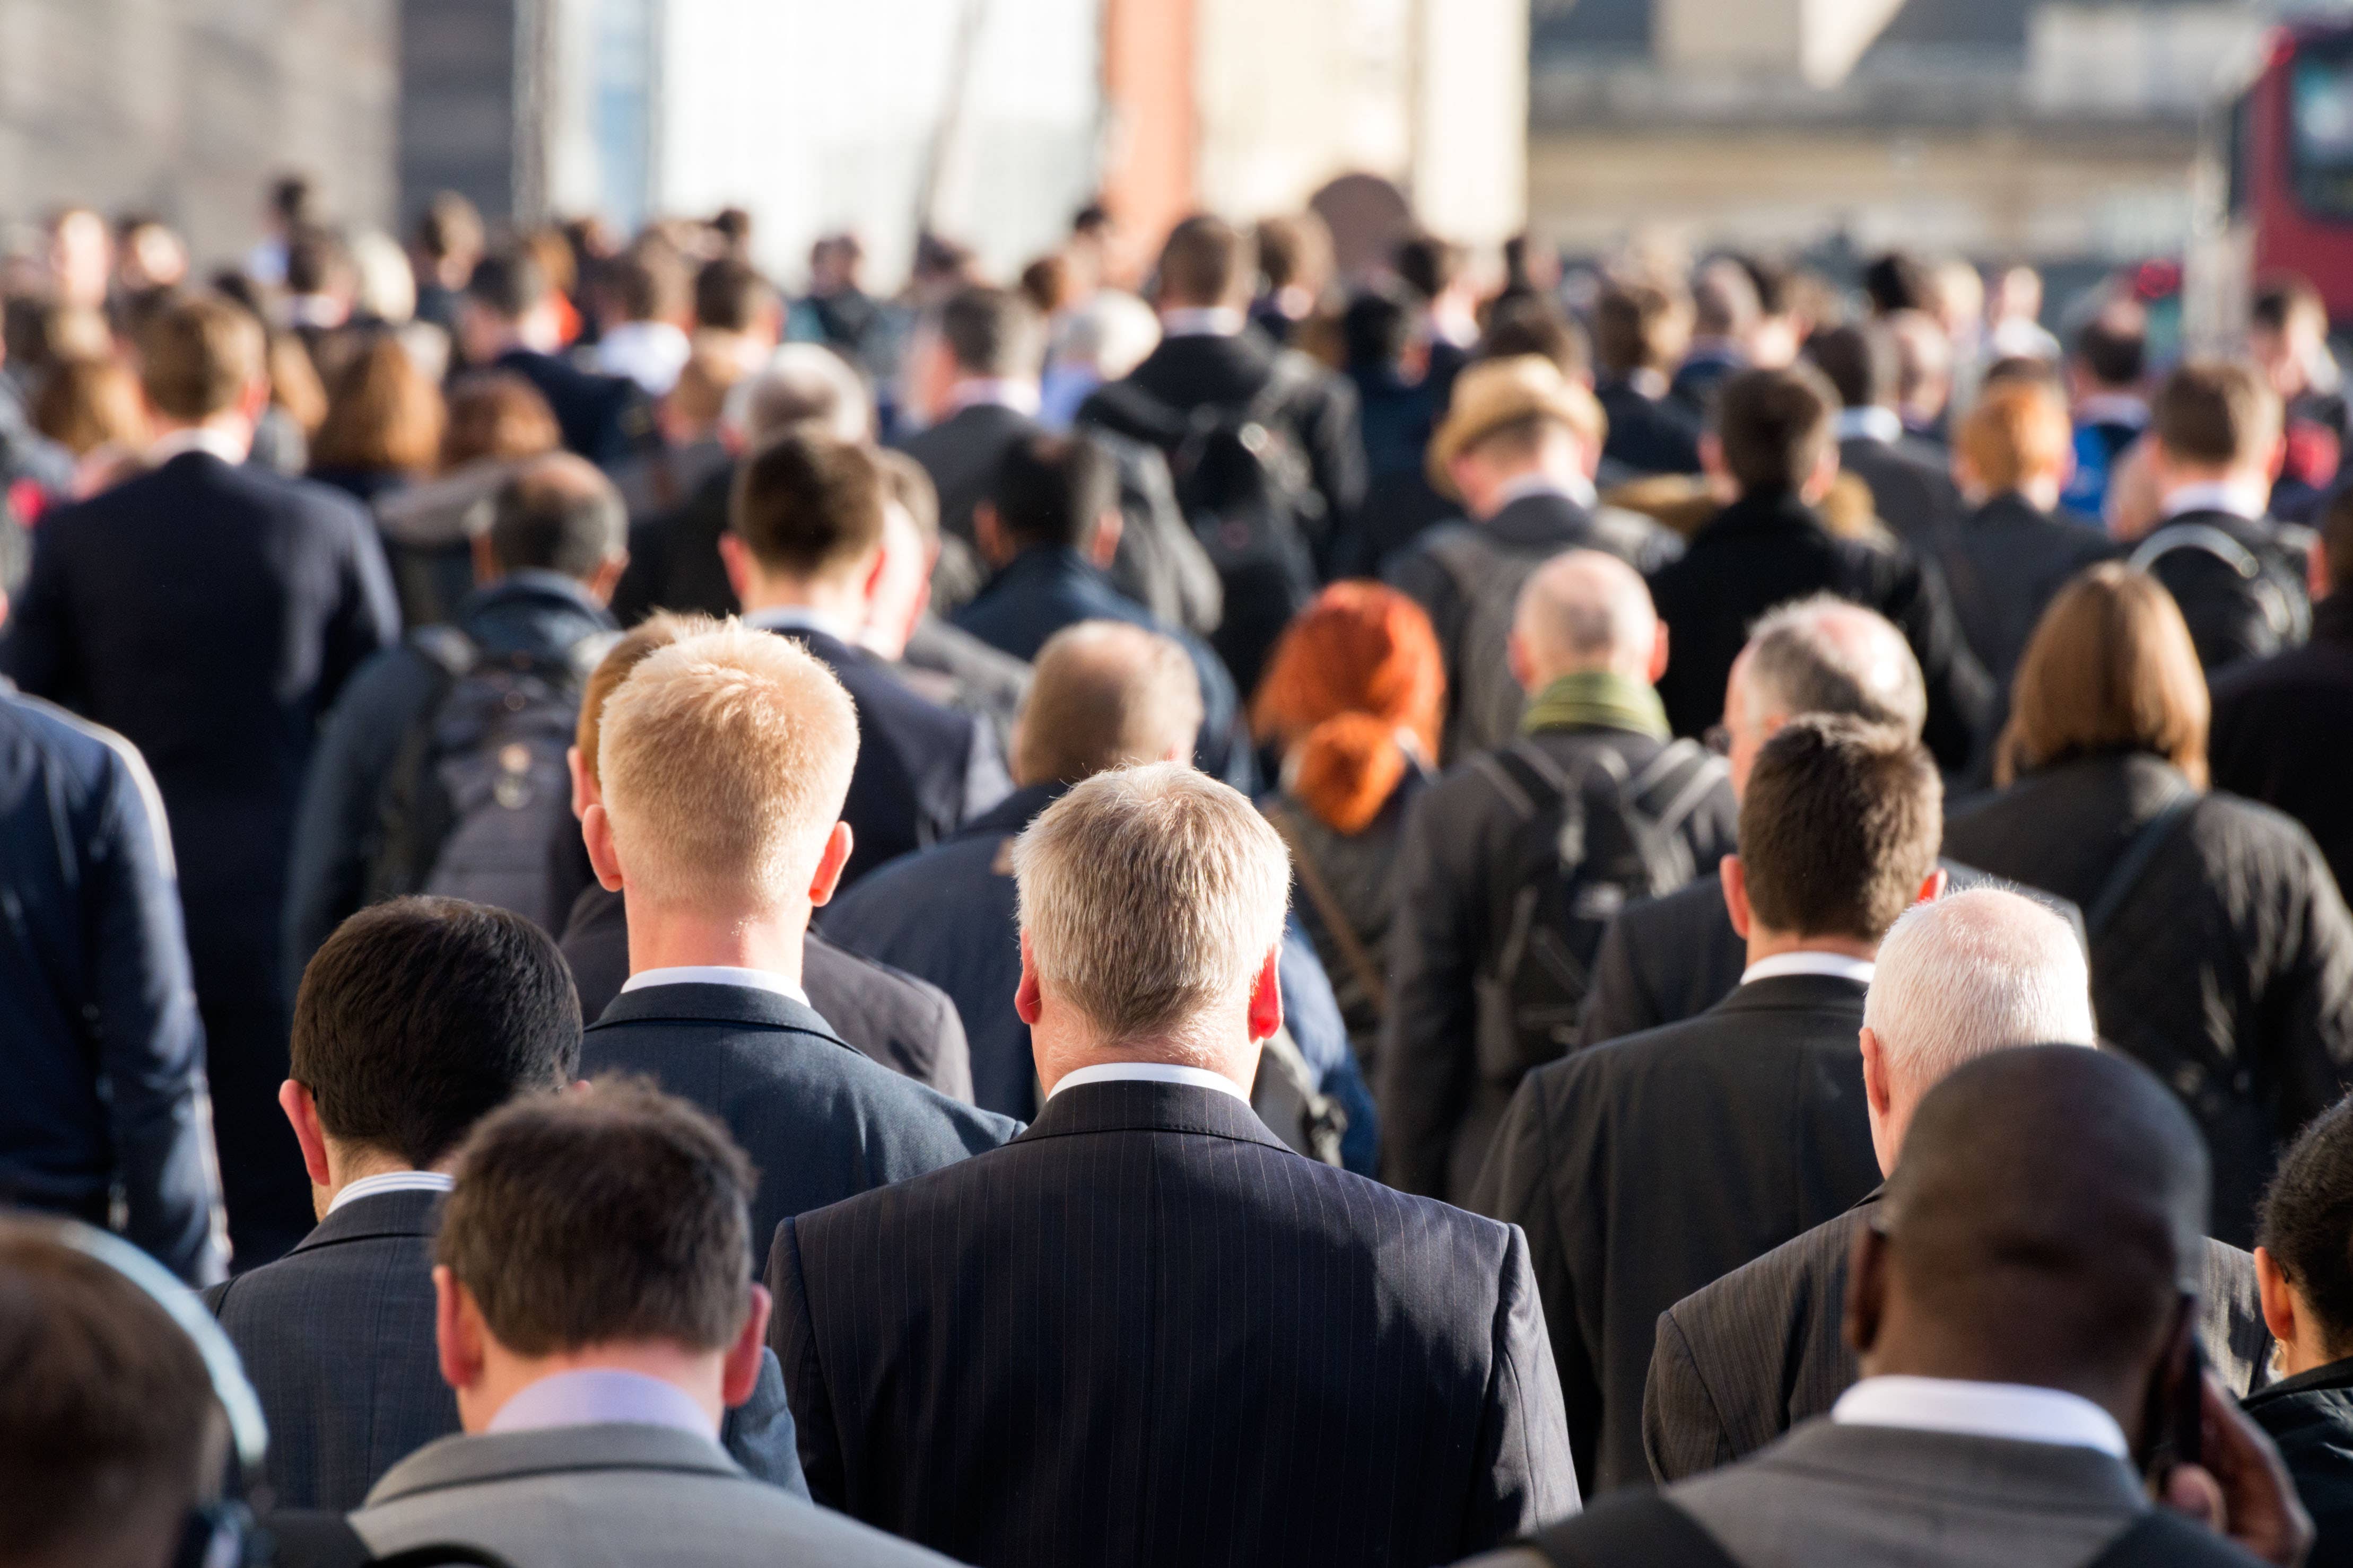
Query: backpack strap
407 624 480 682
2129 522 2263 581
1264 803 1390 1020
2085 785 2199 942
1470 739 1572 828
1520 1492 1742 1568
369 629 483 905
1627 739 1731 839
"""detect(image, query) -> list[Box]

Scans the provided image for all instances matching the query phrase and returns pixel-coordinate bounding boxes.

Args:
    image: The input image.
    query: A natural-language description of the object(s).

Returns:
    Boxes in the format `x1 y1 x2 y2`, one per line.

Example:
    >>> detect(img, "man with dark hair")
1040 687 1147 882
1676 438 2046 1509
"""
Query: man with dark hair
2130 358 2314 673
2210 485 2353 896
1592 281 1704 477
954 431 1247 787
593 244 694 397
342 1080 947 1565
693 257 782 367
283 451 627 969
2063 306 2150 516
1645 365 1992 772
411 190 486 339
900 286 1053 545
1860 249 1931 316
460 249 645 467
4 291 400 1265
1495 1047 2310 1567
1804 321 1962 542
1476 715 1943 1493
1344 281 1456 571
721 433 1009 883
1393 228 1478 400
2248 1096 2353 1560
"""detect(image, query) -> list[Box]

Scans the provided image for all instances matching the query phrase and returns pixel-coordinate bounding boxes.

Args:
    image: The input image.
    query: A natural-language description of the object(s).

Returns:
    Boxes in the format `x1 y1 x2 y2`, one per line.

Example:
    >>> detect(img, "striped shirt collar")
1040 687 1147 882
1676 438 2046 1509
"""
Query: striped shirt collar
327 1170 454 1215
1049 1060 1252 1106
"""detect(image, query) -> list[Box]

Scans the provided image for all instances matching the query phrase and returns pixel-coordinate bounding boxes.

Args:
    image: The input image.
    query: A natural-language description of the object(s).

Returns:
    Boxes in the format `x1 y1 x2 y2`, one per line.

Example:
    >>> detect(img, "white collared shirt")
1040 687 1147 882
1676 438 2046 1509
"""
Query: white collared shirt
2160 479 2268 523
744 604 858 646
148 426 250 467
2075 392 2149 431
1833 406 1904 446
327 1170 454 1215
595 320 693 397
1738 951 1877 988
1832 1375 2130 1458
946 378 1042 417
488 1368 716 1439
1049 1060 1253 1106
1492 470 1600 514
1160 307 1247 339
622 966 810 1006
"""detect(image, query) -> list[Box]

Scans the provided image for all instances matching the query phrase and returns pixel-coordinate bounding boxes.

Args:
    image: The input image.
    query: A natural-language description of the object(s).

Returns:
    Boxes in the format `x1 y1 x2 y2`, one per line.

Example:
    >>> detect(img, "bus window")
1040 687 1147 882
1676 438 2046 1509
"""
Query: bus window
2293 43 2353 218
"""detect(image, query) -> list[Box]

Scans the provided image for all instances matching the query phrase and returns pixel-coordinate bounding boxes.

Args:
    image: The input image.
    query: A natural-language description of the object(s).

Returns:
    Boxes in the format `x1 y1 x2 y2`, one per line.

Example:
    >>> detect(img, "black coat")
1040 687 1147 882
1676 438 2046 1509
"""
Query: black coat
608 459 737 625
768 1079 1579 1568
2135 509 2315 676
2243 1356 2353 1566
1596 379 1703 477
556 881 979 1102
578 982 1018 1274
1945 752 2353 1247
2 450 400 1263
897 402 1032 549
1379 723 1739 1204
491 347 647 470
1934 490 2122 702
1471 972 1884 1495
2211 595 2353 899
1646 491 1995 773
206 1188 807 1510
1641 1190 2274 1485
1838 432 1961 544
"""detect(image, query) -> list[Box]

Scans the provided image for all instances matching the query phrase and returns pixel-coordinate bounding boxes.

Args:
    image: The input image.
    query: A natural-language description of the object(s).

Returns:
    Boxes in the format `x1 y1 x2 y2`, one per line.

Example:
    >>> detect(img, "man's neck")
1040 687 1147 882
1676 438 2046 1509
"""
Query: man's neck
736 572 869 636
946 375 1040 416
623 897 811 984
465 1342 727 1436
147 415 254 465
1476 461 1589 520
2158 470 2268 522
315 1143 445 1220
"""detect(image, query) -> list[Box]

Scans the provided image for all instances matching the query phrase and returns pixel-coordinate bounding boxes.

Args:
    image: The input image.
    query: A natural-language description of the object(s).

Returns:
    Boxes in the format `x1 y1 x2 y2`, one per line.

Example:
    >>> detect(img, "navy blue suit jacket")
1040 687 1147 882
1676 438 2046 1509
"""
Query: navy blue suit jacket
769 1079 1576 1568
492 348 646 469
578 982 1019 1275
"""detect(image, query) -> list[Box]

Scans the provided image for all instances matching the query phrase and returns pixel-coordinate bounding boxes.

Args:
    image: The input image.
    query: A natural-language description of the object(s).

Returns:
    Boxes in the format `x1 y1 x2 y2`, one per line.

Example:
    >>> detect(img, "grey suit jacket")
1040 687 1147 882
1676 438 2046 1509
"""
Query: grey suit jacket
1642 1190 2274 1484
350 1423 954 1567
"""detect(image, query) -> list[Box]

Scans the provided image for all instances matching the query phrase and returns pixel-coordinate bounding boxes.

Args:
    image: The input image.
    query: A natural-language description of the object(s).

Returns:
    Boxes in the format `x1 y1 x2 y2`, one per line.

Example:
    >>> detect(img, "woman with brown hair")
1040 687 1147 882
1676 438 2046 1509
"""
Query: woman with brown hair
370 371 561 625
1251 582 1445 1064
1945 562 2353 1247
307 332 446 505
31 355 147 497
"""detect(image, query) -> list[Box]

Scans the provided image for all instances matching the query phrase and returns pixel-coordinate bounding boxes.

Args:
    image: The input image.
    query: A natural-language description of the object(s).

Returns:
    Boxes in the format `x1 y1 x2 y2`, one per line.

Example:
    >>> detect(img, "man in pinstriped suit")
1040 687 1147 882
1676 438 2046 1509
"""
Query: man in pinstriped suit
769 763 1580 1568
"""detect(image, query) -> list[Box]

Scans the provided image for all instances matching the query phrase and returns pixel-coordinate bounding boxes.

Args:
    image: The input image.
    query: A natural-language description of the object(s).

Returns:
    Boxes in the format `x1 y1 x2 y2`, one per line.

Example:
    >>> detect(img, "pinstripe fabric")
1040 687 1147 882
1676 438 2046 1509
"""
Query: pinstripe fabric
769 1080 1579 1568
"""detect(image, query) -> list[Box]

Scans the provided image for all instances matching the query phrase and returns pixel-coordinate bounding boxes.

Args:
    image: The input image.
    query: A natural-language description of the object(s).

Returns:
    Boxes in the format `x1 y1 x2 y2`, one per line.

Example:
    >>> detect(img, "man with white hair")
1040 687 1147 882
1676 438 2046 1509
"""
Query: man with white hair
1383 549 1739 1203
769 763 1578 1568
1642 888 2271 1484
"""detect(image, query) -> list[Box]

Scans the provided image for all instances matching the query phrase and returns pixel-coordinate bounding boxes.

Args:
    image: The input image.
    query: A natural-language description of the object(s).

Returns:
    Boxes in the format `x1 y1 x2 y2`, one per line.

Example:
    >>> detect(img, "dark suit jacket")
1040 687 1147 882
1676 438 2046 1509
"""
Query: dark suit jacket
2211 596 2353 898
492 347 646 469
208 1188 808 1511
609 460 738 626
1936 490 2122 724
579 982 1018 1273
1596 379 1704 476
897 401 1033 548
1641 1189 2274 1484
1646 491 1994 773
769 1079 1577 1568
1472 973 1883 1495
3 450 400 1262
1838 432 1960 544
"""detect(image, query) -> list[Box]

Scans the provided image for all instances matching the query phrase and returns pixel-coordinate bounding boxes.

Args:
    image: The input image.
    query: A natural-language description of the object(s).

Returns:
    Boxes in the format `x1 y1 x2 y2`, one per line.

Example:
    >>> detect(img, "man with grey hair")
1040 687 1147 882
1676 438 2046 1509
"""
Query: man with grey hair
772 763 1578 1568
1642 888 2270 1484
1383 549 1739 1202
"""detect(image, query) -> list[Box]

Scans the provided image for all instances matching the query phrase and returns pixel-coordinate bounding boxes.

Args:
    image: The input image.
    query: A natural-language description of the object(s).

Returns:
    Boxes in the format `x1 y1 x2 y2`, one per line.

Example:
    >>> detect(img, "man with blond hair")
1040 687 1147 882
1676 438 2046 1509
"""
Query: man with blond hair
576 622 1015 1273
772 763 1578 1567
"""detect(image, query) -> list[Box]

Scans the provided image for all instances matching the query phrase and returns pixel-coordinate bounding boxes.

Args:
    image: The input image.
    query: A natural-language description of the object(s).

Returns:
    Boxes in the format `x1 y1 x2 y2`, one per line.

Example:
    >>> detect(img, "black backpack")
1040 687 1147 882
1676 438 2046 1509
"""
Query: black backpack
2130 520 2313 664
365 626 615 933
1471 738 1728 1082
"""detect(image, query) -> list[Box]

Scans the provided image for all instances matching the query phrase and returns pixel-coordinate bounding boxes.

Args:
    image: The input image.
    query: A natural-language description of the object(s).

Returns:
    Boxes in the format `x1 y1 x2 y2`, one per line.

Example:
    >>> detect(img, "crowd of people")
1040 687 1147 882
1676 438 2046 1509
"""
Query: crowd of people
5 174 2353 1568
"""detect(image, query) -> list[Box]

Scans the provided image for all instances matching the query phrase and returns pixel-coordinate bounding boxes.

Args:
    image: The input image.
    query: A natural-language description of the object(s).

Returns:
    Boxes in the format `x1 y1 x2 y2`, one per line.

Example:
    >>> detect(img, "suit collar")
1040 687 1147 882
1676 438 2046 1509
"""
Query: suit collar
1707 971 1870 1016
957 780 1066 839
289 1186 443 1252
588 982 849 1047
1016 1078 1289 1154
1695 490 1825 541
1484 489 1598 550
362 1423 740 1507
2246 1354 2353 1407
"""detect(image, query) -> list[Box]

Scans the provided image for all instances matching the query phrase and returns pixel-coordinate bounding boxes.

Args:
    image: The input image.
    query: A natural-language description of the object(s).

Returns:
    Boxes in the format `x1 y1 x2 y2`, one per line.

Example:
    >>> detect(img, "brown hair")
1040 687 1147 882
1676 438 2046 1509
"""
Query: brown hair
730 433 886 581
439 372 561 470
576 612 724 782
1714 364 1838 496
309 334 446 474
1957 379 2071 494
1592 281 1690 377
437 1077 756 1357
1155 215 1254 309
663 343 740 436
2150 359 2281 468
1016 622 1203 787
1738 714 1942 942
138 293 265 422
1997 564 2210 787
1251 582 1445 834
32 357 147 457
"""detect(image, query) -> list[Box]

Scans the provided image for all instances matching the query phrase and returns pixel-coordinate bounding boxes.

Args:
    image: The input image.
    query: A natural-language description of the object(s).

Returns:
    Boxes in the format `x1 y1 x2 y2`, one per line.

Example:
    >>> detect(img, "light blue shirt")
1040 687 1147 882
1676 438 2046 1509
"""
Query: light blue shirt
487 1369 716 1439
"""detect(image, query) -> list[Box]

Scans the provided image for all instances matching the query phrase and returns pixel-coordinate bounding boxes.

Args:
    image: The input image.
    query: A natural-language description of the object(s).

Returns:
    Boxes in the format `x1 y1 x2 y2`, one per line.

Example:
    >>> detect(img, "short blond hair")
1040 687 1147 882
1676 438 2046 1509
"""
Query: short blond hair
1012 764 1290 1054
598 623 859 911
1014 622 1202 787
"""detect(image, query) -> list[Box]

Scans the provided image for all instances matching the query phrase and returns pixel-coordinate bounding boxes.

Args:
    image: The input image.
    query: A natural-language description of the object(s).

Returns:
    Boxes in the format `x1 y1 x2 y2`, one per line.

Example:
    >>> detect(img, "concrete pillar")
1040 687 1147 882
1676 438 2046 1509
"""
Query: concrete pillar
1410 0 1528 246
1654 0 1905 88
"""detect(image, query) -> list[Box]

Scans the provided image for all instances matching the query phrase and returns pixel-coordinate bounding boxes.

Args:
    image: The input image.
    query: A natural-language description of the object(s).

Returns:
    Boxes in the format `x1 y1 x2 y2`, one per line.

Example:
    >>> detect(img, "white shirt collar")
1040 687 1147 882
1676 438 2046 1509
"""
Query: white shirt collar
744 605 858 646
947 378 1041 417
1049 1060 1252 1105
2074 392 2149 430
2160 479 2268 523
1160 308 1247 339
327 1170 454 1215
1832 1376 2130 1459
1739 951 1877 988
148 426 249 467
487 1368 716 1439
622 965 810 1006
1834 406 1904 445
1492 471 1599 514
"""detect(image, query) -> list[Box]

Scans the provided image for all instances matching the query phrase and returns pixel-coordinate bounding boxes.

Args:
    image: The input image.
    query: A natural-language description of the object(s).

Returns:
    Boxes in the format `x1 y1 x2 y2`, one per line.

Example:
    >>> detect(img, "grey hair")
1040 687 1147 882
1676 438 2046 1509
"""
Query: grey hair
1742 594 1927 737
722 344 873 449
1863 888 2095 1093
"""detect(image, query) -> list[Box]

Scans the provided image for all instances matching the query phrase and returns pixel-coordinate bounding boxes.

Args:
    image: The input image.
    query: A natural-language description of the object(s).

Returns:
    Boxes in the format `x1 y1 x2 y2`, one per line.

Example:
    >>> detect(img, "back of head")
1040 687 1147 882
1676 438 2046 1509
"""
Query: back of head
1802 321 1893 410
1693 258 1761 339
489 451 626 579
437 1078 755 1357
32 356 147 458
311 332 446 474
1016 621 1203 787
292 897 580 1170
1392 231 1467 303
990 430 1119 554
2151 358 2281 469
1739 714 1941 942
1593 280 1688 377
2000 563 2209 787
1861 251 1930 316
1251 582 1444 833
1875 1046 2208 1389
2075 310 2147 390
416 191 485 266
597 621 859 913
1885 310 1951 406
439 371 561 469
727 344 873 448
1156 215 1253 310
0 1219 221 1568
283 225 351 299
1742 595 1928 737
1513 548 1658 682
730 432 886 582
272 173 318 227
1012 763 1291 1055
1714 364 1838 496
2260 1098 2353 1360
465 249 549 323
140 293 266 424
1863 889 2095 1094
1477 297 1592 382
1957 379 2071 494
604 244 689 325
1257 212 1334 295
694 257 775 335
1341 283 1417 373
575 611 726 785
939 285 1047 380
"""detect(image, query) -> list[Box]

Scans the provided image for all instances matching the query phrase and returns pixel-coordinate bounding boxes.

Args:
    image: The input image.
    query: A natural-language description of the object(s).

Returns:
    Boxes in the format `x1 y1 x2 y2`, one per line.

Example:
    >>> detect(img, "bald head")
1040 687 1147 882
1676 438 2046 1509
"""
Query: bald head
1855 1046 2209 1418
1013 622 1204 788
1726 596 1925 793
1511 549 1663 688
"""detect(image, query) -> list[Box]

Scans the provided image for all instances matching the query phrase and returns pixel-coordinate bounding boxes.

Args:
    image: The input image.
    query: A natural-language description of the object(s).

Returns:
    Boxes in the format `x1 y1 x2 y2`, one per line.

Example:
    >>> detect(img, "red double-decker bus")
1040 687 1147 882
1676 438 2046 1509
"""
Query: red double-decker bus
2197 21 2353 339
